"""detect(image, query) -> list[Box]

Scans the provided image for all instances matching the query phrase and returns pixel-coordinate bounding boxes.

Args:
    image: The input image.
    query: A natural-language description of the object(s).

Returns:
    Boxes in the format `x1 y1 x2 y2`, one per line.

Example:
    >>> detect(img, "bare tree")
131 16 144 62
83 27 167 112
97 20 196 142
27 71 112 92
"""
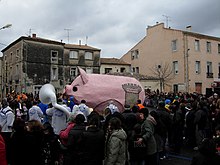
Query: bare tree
149 62 174 92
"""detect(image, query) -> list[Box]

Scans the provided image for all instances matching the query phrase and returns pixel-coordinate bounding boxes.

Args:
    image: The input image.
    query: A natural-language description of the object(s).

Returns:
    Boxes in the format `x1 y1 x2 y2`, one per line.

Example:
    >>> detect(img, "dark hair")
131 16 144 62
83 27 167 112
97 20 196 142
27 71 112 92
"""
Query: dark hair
81 100 86 104
137 99 142 104
139 107 149 118
1 98 8 108
43 122 54 135
87 112 101 127
13 118 26 133
27 120 44 132
75 114 85 124
131 105 139 113
158 100 165 107
109 117 122 130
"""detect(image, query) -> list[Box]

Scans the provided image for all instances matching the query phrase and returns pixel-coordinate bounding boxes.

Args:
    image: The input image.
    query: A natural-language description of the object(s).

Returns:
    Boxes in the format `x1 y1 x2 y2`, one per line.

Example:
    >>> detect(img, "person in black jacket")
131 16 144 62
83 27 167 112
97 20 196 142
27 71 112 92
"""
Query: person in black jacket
191 138 220 165
80 112 105 165
122 104 138 139
66 114 86 165
10 118 27 165
128 123 147 165
42 122 60 165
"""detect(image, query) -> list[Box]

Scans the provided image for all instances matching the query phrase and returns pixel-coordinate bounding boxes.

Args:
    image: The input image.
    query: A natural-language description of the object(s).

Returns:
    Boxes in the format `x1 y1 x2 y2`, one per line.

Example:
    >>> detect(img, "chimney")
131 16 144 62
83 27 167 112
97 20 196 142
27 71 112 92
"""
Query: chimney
32 33 36 38
79 40 81 46
186 26 192 31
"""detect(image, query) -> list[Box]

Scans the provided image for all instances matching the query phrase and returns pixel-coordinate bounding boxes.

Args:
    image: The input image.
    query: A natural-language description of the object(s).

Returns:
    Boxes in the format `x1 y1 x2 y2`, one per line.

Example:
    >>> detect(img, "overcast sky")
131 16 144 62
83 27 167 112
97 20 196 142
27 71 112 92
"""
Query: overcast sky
0 0 219 58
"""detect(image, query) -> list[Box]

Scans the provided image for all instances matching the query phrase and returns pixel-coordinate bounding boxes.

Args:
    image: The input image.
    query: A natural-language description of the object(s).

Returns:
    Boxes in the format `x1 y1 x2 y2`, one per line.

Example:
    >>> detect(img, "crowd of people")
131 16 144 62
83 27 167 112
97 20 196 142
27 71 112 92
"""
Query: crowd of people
0 91 220 165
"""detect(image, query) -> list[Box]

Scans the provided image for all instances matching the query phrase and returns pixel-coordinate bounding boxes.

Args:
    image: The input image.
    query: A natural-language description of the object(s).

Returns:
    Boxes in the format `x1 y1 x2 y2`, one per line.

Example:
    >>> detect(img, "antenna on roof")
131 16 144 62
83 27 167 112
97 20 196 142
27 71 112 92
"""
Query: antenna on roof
28 28 35 37
64 28 72 44
162 15 171 28
85 36 88 46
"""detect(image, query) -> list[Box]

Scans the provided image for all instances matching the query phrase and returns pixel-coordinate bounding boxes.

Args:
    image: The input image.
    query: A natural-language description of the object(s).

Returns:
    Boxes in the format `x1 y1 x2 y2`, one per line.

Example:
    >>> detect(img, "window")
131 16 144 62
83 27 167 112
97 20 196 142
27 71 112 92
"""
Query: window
218 63 220 78
131 50 139 60
70 67 77 77
172 40 177 51
16 49 20 57
120 67 126 73
51 51 58 63
136 67 139 74
195 61 201 74
207 61 213 78
105 68 112 74
206 41 211 53
218 44 220 54
132 67 135 73
85 52 93 60
69 51 78 59
86 67 92 74
51 67 58 80
173 61 178 74
195 40 200 51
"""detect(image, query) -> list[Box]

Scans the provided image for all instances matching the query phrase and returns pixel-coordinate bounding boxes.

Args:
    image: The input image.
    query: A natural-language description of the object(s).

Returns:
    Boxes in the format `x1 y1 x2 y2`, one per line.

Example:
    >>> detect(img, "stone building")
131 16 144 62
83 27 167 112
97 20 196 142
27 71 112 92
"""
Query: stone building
1 34 101 97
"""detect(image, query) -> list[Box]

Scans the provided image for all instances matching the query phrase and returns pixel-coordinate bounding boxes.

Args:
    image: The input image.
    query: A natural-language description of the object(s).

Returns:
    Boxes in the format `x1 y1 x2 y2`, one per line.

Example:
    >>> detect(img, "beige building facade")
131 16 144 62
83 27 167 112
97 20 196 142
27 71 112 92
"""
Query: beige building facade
100 58 130 74
121 23 220 94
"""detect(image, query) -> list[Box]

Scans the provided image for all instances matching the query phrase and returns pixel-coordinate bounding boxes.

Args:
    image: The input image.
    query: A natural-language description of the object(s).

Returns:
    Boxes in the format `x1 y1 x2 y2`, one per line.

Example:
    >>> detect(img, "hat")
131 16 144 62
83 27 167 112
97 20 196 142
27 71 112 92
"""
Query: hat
124 104 130 111
165 99 171 104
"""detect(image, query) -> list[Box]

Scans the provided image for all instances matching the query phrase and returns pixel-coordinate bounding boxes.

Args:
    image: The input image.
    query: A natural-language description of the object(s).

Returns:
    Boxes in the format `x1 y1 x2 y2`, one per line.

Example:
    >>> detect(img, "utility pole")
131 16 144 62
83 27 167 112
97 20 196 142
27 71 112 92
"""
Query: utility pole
64 28 72 44
162 15 171 28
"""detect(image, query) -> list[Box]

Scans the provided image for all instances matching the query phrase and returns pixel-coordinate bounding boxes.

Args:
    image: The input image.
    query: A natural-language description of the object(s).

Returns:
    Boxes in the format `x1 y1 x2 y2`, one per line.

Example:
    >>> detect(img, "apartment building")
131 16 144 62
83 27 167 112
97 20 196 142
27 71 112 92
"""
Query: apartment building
121 23 220 94
1 34 101 97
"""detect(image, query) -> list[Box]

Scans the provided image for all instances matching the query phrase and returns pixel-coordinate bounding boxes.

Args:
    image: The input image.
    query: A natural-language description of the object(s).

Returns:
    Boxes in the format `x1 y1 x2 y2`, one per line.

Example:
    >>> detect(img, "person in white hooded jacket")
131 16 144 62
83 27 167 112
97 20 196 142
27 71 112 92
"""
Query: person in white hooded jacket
0 98 15 164
0 98 15 133
46 99 71 135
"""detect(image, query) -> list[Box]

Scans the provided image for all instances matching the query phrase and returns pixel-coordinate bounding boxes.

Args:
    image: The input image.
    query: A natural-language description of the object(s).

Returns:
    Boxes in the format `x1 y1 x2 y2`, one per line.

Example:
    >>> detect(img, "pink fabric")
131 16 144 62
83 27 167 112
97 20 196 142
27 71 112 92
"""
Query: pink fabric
59 123 75 145
0 135 7 165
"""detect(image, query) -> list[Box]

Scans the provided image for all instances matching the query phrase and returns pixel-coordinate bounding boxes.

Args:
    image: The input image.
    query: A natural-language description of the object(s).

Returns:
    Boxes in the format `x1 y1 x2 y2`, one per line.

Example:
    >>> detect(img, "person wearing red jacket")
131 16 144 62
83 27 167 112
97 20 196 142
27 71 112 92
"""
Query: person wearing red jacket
0 125 7 165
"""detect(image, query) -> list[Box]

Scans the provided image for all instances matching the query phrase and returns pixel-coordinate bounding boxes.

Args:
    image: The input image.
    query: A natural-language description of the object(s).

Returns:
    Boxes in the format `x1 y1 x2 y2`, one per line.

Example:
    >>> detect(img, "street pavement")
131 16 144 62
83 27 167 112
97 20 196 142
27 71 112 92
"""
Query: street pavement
159 143 196 165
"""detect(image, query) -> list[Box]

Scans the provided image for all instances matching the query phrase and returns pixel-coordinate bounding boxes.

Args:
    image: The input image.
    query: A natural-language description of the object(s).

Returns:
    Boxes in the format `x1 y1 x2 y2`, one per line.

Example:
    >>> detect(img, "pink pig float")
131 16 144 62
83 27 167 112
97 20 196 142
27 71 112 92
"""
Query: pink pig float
63 67 145 113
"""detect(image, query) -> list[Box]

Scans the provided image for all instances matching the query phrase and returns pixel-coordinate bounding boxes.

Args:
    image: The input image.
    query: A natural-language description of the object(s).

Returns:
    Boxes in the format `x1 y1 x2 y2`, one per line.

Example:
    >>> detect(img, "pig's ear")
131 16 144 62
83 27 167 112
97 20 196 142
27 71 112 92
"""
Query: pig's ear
78 67 88 84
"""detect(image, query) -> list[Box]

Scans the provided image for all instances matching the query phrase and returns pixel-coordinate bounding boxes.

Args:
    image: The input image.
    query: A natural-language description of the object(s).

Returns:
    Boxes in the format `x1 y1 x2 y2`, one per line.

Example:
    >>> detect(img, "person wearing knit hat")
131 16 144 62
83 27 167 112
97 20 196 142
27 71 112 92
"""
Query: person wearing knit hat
164 99 171 113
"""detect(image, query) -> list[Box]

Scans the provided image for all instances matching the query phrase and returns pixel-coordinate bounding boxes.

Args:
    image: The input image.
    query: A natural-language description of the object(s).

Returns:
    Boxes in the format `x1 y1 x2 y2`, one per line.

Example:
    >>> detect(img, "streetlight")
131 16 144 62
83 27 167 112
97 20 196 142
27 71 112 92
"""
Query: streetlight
0 24 12 30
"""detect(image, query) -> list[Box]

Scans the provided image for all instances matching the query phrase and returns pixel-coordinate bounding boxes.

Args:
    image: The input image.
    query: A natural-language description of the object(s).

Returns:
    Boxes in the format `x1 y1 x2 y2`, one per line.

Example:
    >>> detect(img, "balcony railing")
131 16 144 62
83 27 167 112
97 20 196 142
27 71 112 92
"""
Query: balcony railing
207 72 213 78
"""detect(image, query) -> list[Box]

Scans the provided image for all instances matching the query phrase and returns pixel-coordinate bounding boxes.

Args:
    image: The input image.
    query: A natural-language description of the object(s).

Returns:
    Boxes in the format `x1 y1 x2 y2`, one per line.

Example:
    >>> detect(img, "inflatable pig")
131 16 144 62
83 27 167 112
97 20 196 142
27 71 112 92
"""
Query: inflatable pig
63 67 145 113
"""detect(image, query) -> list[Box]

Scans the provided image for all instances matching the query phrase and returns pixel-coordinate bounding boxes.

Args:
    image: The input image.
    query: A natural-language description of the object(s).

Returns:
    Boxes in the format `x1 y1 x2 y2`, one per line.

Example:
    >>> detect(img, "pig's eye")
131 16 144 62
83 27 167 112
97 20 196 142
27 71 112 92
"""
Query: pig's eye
73 86 78 92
